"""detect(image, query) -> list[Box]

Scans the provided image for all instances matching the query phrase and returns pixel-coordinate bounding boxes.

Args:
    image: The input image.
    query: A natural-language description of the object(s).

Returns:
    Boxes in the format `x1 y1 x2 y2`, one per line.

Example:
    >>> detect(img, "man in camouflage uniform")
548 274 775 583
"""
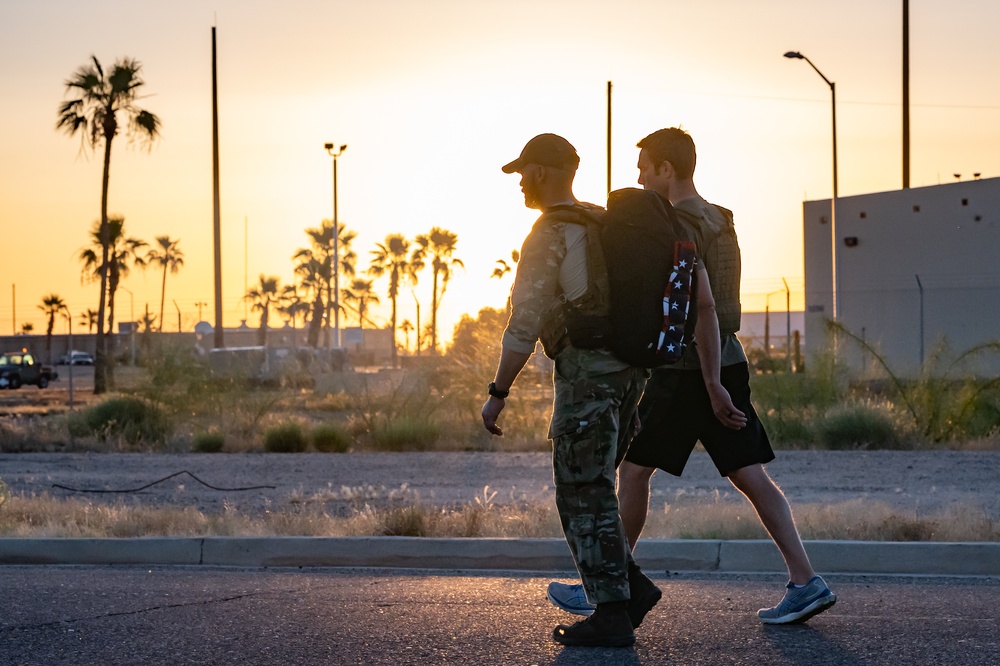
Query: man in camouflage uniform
481 134 659 648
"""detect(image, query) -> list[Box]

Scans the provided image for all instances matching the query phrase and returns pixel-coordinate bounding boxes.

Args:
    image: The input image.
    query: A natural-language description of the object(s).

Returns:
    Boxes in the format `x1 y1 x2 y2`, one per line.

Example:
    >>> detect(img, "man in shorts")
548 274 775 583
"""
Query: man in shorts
547 128 836 625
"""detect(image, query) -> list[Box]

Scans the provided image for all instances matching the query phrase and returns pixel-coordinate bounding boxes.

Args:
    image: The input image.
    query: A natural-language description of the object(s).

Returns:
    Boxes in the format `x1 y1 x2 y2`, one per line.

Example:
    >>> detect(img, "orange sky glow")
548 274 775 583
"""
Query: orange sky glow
2 0 998 347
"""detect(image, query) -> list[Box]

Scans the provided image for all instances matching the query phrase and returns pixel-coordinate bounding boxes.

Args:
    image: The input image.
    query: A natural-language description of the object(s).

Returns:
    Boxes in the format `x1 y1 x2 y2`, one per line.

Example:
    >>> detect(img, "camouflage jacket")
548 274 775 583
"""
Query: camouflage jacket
502 203 610 359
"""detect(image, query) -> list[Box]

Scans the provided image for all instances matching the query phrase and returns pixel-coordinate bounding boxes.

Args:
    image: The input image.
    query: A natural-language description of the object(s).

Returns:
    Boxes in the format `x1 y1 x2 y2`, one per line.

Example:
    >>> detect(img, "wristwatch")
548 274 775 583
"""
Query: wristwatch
488 382 509 399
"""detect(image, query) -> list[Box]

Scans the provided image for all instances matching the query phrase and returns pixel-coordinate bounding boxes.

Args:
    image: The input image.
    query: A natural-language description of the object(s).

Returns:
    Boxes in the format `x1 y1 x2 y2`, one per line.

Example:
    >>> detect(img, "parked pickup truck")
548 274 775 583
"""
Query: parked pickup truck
0 350 58 389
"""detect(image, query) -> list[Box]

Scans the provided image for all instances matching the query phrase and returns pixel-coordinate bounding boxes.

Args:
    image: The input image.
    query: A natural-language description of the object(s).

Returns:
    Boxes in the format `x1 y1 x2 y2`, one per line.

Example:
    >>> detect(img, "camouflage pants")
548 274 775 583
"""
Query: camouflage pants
549 347 646 605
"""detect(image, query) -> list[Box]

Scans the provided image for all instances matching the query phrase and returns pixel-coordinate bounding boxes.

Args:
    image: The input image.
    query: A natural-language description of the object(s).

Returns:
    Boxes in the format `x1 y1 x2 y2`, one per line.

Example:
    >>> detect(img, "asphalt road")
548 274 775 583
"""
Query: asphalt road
2 567 997 665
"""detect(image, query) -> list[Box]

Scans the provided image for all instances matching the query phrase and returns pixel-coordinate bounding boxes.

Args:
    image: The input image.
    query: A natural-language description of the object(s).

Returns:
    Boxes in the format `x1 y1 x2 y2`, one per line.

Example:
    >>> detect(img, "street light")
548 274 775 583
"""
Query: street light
119 286 136 366
784 50 839 320
324 142 348 348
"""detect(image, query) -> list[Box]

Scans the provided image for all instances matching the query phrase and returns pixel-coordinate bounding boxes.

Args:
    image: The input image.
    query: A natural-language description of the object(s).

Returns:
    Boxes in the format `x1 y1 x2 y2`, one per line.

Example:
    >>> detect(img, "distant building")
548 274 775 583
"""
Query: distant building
803 177 1000 376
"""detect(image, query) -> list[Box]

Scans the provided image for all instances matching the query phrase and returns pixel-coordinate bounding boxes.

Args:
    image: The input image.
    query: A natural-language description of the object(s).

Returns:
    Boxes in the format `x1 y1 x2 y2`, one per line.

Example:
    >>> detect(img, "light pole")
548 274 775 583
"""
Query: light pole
62 306 74 409
119 286 136 367
784 50 838 321
411 290 421 357
764 289 785 358
324 142 347 349
782 277 791 371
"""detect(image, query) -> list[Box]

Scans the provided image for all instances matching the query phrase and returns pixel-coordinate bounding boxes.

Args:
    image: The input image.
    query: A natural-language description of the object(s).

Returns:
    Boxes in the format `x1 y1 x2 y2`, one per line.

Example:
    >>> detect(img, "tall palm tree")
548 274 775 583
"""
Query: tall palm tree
294 220 356 347
143 236 184 331
244 275 281 346
412 227 463 352
38 294 67 365
341 279 380 329
369 234 417 366
57 55 160 394
79 215 146 386
79 309 99 333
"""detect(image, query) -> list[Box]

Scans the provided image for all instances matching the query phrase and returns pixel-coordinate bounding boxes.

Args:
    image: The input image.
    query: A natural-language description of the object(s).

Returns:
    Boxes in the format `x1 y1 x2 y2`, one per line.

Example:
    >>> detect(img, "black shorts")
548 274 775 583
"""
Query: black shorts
623 362 774 477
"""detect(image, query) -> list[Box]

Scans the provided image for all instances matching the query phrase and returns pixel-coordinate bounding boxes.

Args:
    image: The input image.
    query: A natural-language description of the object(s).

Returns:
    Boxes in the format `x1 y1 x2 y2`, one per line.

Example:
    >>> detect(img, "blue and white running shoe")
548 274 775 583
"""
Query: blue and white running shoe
757 575 837 624
547 581 596 617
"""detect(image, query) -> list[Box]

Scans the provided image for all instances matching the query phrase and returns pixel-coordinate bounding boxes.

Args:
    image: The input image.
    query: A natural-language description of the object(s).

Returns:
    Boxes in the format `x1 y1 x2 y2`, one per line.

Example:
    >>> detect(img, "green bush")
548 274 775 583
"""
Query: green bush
264 422 307 453
75 397 171 446
193 431 225 453
371 419 440 451
816 403 899 450
311 424 351 453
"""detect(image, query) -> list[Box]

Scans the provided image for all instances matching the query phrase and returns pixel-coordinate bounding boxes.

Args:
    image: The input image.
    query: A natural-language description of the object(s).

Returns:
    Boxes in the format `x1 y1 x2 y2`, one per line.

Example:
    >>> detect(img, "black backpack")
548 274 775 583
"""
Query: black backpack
555 188 699 367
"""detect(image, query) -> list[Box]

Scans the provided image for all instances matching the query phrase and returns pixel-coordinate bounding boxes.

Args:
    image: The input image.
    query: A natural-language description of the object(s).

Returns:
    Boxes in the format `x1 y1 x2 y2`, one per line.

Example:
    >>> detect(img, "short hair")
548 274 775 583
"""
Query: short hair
636 128 697 179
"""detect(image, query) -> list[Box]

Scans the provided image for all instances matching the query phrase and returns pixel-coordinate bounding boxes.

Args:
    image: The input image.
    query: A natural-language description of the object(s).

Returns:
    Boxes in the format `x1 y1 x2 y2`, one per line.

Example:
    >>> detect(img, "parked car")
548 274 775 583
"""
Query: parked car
0 350 58 389
58 350 95 365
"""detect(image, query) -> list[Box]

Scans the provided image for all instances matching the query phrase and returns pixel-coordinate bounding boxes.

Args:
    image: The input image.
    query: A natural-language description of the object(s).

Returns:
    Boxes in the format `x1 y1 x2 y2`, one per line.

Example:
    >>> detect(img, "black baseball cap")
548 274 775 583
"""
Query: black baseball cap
502 133 580 174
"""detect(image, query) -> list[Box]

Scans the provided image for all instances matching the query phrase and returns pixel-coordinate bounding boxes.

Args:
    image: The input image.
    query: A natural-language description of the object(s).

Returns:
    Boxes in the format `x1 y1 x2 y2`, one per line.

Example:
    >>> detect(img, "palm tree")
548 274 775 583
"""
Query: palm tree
38 294 67 365
143 236 184 331
369 234 417 366
20 323 34 335
79 309 99 333
293 254 329 348
277 284 309 326
412 227 463 352
293 220 356 347
79 215 146 386
399 319 414 353
244 275 281 346
341 279 380 329
57 55 160 394
491 249 520 279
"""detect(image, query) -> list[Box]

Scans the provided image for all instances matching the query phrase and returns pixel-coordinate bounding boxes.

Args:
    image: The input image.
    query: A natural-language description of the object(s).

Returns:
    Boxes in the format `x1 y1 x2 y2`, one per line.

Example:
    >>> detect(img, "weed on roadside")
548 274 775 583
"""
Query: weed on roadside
264 422 308 453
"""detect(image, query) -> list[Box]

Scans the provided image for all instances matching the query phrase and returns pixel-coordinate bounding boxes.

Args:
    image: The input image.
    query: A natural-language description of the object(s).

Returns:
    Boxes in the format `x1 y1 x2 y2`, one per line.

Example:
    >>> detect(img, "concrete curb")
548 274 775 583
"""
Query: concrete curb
0 538 997 575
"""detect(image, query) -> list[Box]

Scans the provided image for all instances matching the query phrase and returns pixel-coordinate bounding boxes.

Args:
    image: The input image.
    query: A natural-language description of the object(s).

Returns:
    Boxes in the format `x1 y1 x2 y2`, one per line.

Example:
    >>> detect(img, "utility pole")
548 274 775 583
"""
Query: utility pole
211 25 225 349
606 81 613 198
902 0 910 188
196 301 207 321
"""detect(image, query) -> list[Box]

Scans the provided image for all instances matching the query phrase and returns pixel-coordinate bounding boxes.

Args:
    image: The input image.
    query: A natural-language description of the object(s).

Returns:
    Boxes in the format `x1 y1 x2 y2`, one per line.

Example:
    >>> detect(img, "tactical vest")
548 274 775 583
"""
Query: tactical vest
536 204 611 359
675 202 742 335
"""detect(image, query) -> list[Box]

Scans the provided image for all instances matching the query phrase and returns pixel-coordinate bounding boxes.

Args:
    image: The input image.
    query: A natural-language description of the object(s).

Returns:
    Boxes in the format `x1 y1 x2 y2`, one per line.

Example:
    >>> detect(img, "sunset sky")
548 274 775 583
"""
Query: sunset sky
2 0 998 347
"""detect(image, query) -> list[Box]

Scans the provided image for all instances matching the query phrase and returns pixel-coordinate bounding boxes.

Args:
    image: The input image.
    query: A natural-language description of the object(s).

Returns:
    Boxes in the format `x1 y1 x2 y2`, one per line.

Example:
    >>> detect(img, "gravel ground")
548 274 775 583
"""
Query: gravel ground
2 450 998 520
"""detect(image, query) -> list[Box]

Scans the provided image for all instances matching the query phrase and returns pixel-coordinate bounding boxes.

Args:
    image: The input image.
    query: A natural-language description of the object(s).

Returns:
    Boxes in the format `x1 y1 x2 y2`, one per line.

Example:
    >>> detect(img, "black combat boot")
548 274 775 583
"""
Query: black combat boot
627 562 662 628
553 600 635 647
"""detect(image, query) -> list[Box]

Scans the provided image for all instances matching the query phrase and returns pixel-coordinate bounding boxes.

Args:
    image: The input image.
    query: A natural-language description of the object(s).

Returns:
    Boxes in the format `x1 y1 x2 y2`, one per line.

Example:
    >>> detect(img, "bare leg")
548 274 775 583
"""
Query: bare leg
728 464 815 584
618 461 655 551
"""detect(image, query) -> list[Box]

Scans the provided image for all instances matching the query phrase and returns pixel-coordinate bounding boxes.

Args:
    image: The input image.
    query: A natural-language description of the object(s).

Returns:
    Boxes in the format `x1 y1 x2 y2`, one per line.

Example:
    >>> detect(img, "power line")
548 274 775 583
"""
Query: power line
615 82 1000 111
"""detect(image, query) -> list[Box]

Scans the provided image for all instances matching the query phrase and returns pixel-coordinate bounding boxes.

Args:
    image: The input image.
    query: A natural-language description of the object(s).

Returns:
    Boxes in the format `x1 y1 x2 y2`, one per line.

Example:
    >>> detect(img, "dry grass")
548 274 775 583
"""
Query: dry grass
641 498 1000 542
0 492 996 542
